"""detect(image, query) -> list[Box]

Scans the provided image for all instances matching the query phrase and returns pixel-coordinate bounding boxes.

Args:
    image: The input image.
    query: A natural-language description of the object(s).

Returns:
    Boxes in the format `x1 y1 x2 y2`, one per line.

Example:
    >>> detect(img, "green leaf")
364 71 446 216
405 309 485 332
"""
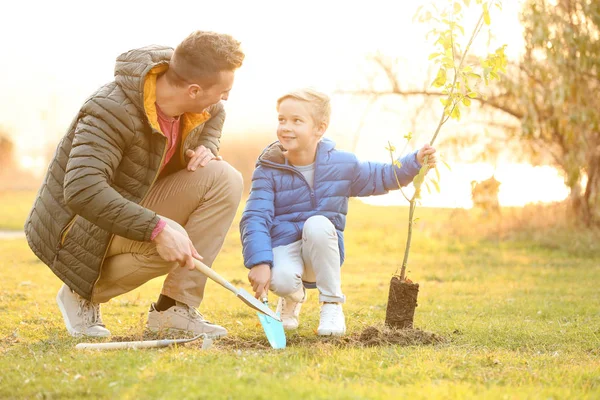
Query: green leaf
432 68 447 87
454 2 462 13
462 97 472 106
442 159 452 171
404 132 413 141
467 92 478 98
432 179 441 193
451 106 461 120
394 160 402 168
428 52 441 60
435 165 441 182
483 4 491 25
414 5 424 22
463 0 471 6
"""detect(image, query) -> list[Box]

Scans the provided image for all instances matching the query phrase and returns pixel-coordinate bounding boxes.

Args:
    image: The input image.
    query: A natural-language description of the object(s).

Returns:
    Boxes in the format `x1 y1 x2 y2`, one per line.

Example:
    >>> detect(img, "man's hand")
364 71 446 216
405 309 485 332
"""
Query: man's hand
185 145 222 171
248 263 271 299
417 144 437 168
153 224 203 270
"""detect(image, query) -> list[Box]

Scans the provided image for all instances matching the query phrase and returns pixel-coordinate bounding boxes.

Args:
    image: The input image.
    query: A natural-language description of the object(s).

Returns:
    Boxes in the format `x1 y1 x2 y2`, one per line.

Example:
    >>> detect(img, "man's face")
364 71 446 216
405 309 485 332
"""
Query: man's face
276 98 324 155
187 70 235 113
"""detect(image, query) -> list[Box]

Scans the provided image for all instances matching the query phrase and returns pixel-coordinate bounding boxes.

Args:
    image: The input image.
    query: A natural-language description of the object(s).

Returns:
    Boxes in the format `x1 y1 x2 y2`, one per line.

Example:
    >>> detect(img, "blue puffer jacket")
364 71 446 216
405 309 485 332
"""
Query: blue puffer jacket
240 138 421 269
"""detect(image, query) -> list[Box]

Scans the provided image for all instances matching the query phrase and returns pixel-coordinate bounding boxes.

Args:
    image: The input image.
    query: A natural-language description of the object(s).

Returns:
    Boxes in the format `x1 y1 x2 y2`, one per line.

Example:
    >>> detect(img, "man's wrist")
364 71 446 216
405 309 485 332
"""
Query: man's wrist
150 218 167 241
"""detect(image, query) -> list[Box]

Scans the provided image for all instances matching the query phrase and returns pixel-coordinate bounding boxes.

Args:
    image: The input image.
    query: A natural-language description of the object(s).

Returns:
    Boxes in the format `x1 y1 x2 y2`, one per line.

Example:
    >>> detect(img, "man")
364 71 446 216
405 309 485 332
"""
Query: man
24 31 245 338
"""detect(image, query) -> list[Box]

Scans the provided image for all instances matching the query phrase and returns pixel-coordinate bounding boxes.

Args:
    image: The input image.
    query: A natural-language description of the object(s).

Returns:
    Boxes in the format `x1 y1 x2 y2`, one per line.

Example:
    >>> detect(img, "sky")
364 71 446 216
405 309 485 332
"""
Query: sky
0 0 568 207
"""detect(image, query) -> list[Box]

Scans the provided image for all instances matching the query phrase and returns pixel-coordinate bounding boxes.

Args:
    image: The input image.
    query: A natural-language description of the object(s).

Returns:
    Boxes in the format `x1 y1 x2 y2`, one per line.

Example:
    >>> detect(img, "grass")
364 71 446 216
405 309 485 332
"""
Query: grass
0 190 36 231
0 197 599 399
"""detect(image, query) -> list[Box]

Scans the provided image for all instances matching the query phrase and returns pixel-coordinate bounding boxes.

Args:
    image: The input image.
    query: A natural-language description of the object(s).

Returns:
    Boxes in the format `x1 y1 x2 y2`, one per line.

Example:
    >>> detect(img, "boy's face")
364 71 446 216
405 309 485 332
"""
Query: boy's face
277 98 325 155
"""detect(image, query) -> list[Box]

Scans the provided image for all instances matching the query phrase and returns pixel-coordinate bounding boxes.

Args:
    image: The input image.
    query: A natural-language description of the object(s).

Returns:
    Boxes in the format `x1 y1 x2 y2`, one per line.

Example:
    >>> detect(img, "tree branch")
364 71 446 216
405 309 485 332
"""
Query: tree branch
335 88 525 119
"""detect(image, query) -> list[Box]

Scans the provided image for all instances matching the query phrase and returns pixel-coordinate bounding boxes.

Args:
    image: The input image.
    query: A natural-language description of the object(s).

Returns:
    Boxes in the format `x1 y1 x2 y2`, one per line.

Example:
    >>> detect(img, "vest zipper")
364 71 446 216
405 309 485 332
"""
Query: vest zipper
57 216 77 249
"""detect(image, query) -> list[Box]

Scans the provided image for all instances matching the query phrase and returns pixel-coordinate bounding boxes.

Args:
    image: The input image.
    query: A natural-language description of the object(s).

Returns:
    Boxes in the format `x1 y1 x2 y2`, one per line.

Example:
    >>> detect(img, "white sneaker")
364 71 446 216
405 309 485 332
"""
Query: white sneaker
275 294 304 331
56 284 111 337
147 301 227 338
317 303 346 336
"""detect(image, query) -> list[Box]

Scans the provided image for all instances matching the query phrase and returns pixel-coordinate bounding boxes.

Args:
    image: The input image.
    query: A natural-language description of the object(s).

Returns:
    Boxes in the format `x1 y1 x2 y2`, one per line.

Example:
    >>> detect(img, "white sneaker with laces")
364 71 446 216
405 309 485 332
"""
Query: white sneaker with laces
147 301 227 338
275 297 302 330
56 284 111 337
317 303 346 336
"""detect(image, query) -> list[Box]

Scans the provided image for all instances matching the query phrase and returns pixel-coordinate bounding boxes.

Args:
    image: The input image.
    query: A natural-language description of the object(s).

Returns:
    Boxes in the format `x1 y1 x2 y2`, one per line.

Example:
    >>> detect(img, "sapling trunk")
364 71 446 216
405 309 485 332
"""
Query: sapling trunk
386 5 496 329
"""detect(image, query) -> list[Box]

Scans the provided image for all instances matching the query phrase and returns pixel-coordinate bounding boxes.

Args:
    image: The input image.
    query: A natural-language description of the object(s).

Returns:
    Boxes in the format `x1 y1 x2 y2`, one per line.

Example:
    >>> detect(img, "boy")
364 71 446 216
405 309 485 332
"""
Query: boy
240 89 436 336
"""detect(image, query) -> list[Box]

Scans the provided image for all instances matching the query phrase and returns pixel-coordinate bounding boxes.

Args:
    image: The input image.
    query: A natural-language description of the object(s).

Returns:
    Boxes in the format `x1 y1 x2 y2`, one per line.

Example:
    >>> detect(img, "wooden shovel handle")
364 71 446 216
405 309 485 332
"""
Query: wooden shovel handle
193 259 238 294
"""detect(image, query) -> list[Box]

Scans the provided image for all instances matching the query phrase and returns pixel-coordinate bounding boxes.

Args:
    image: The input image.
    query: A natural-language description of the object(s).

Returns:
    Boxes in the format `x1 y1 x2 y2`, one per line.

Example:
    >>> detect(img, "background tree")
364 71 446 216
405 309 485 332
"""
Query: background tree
0 131 14 172
342 0 600 226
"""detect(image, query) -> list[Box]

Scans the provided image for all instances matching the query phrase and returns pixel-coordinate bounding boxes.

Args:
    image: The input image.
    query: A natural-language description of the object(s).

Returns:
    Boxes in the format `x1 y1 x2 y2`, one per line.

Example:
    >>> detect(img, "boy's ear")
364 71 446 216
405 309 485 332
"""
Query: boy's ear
316 121 328 137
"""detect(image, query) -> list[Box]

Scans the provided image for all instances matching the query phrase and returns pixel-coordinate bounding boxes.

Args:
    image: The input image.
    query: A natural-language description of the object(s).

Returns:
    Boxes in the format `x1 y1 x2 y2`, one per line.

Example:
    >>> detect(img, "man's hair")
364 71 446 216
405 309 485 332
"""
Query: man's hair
277 88 331 125
166 31 244 88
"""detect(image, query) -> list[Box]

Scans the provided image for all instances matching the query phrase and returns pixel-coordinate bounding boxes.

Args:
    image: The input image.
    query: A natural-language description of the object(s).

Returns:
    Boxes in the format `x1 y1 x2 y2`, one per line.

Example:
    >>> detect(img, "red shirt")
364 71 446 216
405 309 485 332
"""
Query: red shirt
156 102 182 171
151 103 182 240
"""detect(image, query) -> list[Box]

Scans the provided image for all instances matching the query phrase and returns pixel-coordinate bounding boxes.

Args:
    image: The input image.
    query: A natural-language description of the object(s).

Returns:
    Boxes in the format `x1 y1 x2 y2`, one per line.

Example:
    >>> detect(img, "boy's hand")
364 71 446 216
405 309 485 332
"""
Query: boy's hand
248 263 271 299
186 145 222 171
417 144 437 168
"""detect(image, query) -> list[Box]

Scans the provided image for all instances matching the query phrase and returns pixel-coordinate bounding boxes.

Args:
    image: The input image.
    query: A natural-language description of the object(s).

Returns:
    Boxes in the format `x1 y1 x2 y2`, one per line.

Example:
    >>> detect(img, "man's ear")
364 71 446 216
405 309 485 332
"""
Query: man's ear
188 84 203 99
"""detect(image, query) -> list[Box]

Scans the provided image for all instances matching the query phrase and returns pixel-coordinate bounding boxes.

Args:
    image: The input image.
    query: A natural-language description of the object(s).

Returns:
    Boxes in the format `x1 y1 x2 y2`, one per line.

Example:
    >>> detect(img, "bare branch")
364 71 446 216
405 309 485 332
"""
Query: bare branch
335 88 525 120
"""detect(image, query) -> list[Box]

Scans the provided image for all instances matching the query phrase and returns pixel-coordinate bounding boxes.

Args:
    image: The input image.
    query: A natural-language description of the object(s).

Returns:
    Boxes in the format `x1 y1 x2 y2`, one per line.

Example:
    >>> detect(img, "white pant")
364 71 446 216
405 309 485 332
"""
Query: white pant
270 216 345 303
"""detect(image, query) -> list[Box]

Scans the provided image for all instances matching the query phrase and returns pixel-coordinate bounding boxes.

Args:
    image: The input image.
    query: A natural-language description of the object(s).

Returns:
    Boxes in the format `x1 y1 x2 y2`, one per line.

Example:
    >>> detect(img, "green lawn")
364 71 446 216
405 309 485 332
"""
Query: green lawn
0 190 36 231
0 199 598 399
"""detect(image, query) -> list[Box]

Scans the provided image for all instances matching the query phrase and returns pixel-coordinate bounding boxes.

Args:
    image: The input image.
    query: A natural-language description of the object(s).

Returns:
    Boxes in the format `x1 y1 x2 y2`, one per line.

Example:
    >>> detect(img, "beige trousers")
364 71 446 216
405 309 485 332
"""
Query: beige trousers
91 161 243 308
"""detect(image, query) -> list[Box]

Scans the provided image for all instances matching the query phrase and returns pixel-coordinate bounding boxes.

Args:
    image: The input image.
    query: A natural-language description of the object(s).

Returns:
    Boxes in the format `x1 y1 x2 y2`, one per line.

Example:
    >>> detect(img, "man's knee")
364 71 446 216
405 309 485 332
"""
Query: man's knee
221 161 244 201
303 215 336 242
206 161 243 205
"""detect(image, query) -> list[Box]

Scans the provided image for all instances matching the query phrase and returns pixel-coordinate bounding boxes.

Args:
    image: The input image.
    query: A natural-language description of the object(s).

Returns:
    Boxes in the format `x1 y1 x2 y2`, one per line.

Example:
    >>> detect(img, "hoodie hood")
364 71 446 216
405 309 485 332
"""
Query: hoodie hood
114 45 173 114
258 138 337 166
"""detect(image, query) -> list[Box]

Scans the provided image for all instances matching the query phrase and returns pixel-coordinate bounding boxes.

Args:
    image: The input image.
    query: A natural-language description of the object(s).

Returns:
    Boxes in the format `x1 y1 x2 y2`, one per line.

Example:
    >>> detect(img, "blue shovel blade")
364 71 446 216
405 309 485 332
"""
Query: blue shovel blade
258 302 286 349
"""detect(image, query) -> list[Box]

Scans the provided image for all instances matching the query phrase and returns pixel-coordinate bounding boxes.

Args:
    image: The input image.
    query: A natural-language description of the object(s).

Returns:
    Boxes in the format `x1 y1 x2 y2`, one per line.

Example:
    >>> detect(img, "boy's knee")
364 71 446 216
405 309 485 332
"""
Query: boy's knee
303 215 336 241
270 271 303 298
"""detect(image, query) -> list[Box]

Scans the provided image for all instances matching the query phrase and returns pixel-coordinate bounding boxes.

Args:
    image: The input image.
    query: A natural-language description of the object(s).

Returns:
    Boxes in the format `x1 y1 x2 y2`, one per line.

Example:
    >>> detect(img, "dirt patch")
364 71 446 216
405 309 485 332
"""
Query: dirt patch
385 277 419 329
212 336 272 350
83 325 445 351
350 325 445 346
211 325 445 350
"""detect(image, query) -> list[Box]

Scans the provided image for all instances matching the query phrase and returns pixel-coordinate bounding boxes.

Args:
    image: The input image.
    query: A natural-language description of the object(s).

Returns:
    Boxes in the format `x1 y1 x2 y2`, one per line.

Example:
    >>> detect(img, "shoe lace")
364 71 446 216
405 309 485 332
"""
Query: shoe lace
179 303 210 323
77 299 104 327
321 304 340 324
280 298 293 316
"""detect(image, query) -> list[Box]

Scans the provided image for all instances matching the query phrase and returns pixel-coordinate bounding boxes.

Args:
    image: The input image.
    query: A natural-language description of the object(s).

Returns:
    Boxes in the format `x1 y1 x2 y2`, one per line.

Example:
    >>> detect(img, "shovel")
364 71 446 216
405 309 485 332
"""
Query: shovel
193 259 281 322
258 293 286 349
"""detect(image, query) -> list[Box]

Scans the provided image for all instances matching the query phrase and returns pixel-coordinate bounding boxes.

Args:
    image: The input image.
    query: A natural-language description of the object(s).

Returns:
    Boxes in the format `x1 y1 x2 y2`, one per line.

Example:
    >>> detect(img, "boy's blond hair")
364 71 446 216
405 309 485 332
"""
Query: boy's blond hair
277 88 331 125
